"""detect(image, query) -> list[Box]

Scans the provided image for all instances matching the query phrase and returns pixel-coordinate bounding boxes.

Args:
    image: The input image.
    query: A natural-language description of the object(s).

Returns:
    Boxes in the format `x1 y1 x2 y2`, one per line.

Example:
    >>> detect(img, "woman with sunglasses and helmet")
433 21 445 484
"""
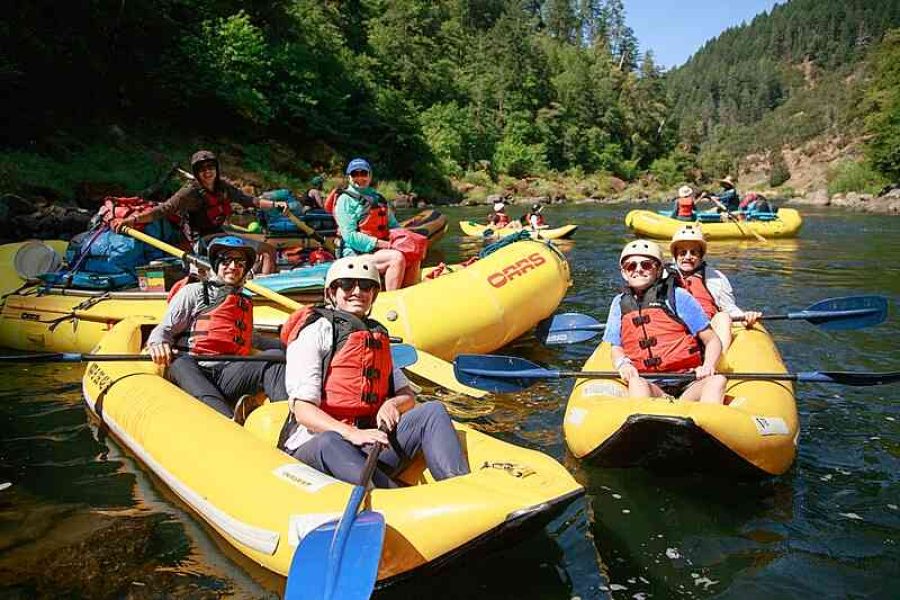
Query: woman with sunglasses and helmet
667 225 761 352
145 236 288 421
277 255 469 488
602 239 727 404
333 158 417 291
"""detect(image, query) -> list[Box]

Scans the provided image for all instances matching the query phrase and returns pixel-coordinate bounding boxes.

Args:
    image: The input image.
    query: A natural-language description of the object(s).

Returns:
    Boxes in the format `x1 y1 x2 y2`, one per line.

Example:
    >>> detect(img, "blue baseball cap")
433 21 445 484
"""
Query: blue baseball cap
345 158 372 175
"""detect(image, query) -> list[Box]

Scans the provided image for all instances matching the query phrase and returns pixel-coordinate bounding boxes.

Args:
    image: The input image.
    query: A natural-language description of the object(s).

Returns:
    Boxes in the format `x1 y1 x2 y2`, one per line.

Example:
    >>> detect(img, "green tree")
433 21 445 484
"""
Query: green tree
864 29 900 180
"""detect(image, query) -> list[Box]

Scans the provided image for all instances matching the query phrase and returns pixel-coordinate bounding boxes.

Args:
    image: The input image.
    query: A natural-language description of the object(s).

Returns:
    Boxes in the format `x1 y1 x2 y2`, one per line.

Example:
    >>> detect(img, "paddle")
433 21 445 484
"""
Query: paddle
119 226 478 396
284 433 387 600
701 192 767 242
453 354 900 394
0 344 420 368
282 209 338 253
535 295 889 345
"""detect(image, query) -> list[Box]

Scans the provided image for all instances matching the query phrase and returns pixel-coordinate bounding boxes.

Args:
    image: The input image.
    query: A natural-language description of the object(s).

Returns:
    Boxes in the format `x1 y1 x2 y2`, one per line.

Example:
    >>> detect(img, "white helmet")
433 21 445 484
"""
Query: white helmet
493 201 506 212
670 224 707 254
677 185 694 198
620 239 663 265
324 255 381 291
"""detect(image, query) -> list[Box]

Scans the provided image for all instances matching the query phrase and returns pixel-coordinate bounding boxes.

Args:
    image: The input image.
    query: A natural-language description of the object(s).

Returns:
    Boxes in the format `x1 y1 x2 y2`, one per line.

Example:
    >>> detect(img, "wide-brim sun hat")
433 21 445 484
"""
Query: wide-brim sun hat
677 185 693 198
493 202 506 212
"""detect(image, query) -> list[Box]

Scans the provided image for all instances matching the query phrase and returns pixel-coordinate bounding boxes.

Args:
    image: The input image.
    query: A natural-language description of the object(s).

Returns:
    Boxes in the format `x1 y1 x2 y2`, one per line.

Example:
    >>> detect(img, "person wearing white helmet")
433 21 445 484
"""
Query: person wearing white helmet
145 236 287 422
667 225 761 351
277 256 469 488
601 239 727 403
673 185 697 221
487 198 514 228
333 158 417 291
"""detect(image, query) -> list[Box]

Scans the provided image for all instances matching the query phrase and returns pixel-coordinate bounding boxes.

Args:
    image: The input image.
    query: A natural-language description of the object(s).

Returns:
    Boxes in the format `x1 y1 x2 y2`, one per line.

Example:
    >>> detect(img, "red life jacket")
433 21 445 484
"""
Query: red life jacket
172 281 253 356
490 213 511 227
357 197 390 241
280 307 393 425
187 187 233 236
675 196 695 218
619 280 702 373
673 264 719 318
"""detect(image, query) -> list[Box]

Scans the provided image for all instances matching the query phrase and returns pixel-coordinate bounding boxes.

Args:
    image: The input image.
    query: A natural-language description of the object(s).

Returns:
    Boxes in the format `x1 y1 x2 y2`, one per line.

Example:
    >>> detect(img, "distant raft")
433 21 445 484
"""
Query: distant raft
459 221 578 240
624 208 802 240
563 326 798 476
0 238 570 360
81 316 584 583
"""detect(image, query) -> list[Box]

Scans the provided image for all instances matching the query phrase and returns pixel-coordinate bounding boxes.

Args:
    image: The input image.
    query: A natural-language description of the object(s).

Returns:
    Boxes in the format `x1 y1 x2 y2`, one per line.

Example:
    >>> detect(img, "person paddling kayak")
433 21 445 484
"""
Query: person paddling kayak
278 256 470 488
603 239 727 404
666 225 761 351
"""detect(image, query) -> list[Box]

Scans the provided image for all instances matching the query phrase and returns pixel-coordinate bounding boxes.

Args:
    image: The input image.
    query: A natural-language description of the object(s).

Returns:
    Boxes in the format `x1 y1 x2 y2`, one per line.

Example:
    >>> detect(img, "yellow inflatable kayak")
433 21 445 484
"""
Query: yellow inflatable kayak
459 221 578 240
624 208 803 240
82 317 583 583
0 239 570 359
564 326 798 476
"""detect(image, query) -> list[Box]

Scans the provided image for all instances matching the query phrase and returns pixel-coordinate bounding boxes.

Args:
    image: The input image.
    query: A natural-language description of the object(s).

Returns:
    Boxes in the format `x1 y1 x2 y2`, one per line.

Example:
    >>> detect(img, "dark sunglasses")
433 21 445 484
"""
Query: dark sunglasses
349 170 370 177
219 256 248 268
675 247 703 257
622 259 658 273
333 278 378 292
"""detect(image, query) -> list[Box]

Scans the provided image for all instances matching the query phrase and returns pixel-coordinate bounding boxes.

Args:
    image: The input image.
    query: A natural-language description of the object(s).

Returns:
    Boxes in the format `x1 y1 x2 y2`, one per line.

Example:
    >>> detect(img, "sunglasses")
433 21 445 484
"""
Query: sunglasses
219 256 248 268
197 162 217 172
622 259 659 273
675 247 703 257
333 278 378 292
349 170 370 177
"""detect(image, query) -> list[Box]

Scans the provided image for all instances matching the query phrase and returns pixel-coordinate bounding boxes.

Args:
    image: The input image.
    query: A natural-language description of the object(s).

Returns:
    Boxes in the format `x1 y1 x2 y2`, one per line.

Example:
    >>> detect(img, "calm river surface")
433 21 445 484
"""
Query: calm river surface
1 203 898 599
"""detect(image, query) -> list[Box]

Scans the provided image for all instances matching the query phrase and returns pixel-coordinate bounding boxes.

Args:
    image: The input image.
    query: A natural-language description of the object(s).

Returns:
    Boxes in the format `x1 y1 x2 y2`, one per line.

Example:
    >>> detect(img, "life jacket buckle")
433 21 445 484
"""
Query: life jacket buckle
639 336 657 349
644 357 662 368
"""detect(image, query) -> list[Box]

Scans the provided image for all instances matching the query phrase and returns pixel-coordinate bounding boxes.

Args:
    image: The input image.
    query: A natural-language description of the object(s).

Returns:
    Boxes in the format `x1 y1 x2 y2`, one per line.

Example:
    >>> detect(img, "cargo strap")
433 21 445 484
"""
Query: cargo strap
46 292 112 331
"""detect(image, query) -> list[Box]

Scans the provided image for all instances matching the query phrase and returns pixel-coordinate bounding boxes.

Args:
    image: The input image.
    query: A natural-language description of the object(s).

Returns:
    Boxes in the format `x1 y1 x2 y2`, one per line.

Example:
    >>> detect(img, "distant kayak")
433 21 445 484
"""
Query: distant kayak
625 208 802 240
459 221 578 240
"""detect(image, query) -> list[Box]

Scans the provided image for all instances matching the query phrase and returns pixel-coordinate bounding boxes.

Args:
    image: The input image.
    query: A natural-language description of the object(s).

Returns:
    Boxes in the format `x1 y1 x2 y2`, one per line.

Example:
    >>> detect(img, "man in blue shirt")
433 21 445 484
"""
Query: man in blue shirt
603 239 727 404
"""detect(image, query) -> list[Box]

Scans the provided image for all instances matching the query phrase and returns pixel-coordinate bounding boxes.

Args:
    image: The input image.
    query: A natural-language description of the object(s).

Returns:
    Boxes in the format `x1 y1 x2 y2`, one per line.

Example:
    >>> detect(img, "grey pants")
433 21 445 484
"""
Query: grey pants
290 401 470 488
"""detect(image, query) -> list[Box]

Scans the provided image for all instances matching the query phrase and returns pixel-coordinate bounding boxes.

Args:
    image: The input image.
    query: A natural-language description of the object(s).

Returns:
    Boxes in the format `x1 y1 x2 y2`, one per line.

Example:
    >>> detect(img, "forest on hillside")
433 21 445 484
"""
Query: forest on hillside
3 0 899 201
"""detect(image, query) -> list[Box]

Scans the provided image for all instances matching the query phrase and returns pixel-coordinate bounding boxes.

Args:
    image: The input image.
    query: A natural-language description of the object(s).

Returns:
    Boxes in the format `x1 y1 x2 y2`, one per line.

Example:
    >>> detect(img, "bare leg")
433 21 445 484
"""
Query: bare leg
679 374 727 404
626 376 653 398
372 248 406 291
711 312 733 352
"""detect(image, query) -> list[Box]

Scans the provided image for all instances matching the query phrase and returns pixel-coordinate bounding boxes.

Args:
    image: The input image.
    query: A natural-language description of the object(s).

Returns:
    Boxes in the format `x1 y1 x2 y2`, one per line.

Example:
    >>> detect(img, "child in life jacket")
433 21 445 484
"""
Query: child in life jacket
145 236 288 421
667 225 761 351
278 255 469 488
601 239 727 404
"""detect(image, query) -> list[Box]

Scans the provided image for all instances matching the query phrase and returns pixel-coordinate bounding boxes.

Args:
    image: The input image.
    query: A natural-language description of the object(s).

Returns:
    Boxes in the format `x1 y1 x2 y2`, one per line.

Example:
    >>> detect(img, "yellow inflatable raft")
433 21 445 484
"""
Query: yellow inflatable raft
82 317 583 583
564 326 798 476
459 221 578 240
0 239 570 359
624 208 803 240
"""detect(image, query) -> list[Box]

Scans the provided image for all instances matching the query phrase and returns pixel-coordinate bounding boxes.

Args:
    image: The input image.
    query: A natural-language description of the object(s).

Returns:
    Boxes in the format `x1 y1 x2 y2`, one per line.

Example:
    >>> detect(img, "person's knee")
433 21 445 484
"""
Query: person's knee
417 401 452 424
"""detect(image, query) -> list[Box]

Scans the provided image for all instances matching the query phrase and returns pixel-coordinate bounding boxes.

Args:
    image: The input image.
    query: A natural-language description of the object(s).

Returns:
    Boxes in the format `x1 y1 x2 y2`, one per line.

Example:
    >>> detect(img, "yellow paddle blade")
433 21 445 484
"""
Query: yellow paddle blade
405 350 488 398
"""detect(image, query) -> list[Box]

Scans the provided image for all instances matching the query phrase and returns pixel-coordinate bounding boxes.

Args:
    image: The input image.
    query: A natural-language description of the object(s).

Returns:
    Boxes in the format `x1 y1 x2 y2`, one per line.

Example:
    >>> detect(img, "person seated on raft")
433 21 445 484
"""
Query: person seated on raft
737 192 772 219
333 158 417 291
278 256 470 488
666 225 761 352
487 199 512 227
303 174 326 210
673 185 697 221
113 150 286 274
603 239 727 404
145 236 288 423
523 203 548 230
711 176 740 213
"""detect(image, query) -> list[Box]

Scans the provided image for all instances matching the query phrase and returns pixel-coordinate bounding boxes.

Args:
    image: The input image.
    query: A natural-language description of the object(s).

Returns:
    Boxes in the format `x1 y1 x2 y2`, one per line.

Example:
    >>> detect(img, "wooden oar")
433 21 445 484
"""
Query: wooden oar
535 295 889 345
704 193 767 242
453 354 900 394
0 344 419 368
284 435 387 600
119 226 478 396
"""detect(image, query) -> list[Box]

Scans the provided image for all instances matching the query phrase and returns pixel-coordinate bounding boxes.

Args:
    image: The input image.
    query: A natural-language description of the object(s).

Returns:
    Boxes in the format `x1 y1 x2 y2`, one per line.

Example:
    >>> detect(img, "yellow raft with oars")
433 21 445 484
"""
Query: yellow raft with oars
0 238 570 359
624 208 803 240
563 326 798 476
459 221 578 240
81 317 583 582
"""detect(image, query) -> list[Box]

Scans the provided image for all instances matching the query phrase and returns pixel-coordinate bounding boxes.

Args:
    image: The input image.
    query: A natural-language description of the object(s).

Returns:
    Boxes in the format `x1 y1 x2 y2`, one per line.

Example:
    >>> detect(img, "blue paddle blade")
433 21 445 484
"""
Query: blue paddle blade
390 344 418 369
284 511 385 600
534 312 605 345
793 295 888 331
454 354 553 393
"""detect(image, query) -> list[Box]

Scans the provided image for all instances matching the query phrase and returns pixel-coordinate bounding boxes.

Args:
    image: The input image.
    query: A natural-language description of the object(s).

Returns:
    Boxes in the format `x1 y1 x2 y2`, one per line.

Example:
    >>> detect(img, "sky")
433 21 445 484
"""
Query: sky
625 0 782 69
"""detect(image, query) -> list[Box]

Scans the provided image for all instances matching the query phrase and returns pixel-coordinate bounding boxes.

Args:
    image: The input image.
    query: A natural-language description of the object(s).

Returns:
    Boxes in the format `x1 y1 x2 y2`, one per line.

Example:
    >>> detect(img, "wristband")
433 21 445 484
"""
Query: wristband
614 356 632 370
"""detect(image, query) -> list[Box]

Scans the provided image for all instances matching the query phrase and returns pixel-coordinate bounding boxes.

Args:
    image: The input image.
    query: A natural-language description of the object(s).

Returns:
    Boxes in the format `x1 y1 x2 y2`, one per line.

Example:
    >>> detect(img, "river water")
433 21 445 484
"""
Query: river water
1 203 897 599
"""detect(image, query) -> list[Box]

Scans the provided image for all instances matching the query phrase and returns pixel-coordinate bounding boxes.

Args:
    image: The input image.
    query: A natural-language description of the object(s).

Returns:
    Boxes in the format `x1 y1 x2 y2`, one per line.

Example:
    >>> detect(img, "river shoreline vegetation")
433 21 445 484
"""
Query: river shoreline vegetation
2 0 899 215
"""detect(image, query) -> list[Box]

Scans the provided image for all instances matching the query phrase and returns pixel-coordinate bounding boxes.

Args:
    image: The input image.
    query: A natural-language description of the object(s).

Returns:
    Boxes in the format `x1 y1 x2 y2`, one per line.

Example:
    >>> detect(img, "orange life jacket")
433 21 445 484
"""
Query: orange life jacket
675 196 695 218
323 187 363 214
169 280 253 356
672 264 719 319
188 188 232 236
619 280 702 373
280 307 393 425
490 213 511 227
